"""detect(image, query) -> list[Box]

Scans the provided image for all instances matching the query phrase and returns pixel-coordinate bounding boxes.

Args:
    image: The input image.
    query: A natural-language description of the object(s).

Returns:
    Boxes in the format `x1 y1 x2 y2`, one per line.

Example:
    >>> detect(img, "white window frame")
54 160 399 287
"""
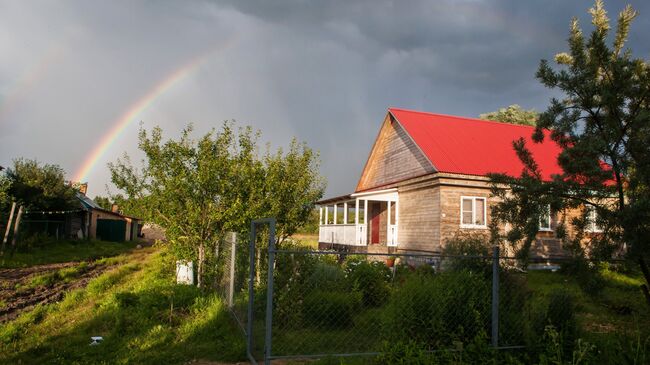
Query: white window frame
586 206 603 233
460 196 487 229
539 204 552 232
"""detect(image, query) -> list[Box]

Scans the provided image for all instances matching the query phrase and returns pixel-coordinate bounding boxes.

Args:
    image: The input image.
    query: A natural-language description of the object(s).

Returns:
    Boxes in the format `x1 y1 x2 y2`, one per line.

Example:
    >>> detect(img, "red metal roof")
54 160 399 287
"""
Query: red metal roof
389 108 564 181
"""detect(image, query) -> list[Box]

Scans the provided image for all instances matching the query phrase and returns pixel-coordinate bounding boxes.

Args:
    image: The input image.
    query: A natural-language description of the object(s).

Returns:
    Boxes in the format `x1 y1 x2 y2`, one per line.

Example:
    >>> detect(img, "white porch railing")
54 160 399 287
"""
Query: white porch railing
319 224 368 246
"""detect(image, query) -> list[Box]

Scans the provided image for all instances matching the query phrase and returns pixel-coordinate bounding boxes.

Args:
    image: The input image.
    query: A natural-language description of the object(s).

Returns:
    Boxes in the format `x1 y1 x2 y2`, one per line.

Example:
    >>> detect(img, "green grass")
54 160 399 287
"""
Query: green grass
0 248 246 364
290 233 319 249
525 266 650 364
0 240 137 268
26 262 90 288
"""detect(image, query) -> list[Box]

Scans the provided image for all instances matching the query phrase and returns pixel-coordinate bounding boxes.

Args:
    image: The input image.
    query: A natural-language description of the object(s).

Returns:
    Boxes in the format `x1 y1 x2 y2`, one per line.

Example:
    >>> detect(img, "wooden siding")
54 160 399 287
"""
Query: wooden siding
356 115 434 192
439 184 493 245
396 185 441 252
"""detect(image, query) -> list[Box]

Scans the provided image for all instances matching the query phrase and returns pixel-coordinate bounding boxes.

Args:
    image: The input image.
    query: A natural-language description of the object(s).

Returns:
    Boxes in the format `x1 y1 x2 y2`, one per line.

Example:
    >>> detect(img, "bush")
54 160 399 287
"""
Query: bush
498 273 531 347
305 262 347 292
442 232 492 273
382 271 491 348
376 340 433 364
302 290 360 328
560 258 605 297
345 259 391 307
545 289 578 352
271 249 334 325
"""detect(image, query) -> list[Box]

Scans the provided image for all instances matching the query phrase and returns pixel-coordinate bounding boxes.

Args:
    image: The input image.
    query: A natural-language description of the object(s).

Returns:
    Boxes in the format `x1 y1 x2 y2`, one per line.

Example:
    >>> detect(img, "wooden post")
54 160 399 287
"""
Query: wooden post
355 199 359 225
387 201 391 245
11 206 24 250
325 205 329 225
319 207 323 225
333 204 337 225
2 202 16 251
364 200 368 224
343 202 348 224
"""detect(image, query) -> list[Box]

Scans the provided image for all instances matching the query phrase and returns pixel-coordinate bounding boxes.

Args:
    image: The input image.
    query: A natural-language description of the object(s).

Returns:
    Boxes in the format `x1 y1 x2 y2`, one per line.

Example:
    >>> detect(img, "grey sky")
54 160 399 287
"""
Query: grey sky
1 0 648 198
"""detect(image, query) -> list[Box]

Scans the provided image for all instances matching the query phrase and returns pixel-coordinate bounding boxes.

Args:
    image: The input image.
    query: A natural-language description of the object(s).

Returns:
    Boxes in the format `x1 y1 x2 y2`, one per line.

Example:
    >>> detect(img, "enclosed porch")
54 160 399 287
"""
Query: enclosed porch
317 189 398 247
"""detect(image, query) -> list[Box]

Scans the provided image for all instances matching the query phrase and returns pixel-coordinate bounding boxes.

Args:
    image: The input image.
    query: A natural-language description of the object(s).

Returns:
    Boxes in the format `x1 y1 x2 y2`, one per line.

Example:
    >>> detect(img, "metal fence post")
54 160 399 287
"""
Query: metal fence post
264 219 276 365
228 232 237 308
247 223 256 362
491 245 500 348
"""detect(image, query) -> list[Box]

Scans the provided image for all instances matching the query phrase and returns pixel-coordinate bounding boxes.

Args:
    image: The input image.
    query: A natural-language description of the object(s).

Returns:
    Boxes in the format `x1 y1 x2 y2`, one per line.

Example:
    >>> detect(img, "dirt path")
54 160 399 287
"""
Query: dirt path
1 260 114 323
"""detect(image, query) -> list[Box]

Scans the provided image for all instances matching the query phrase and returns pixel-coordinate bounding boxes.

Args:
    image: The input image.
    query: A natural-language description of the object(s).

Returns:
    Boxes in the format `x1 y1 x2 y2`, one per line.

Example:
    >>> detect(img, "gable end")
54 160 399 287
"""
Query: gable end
356 113 435 191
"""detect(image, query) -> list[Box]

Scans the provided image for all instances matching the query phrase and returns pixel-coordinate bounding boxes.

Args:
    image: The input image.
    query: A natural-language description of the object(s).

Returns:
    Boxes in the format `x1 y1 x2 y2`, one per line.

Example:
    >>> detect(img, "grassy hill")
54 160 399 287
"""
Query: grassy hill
0 247 246 364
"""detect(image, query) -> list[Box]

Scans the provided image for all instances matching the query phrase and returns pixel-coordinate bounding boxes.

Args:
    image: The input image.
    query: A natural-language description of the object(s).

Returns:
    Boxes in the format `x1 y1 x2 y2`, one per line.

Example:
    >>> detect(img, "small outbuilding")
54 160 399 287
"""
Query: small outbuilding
77 194 142 242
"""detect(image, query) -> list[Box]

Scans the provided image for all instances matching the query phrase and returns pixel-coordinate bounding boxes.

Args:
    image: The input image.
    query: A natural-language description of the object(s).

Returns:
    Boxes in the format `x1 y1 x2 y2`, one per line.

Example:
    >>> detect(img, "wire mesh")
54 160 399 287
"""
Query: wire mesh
267 250 497 359
221 241 633 363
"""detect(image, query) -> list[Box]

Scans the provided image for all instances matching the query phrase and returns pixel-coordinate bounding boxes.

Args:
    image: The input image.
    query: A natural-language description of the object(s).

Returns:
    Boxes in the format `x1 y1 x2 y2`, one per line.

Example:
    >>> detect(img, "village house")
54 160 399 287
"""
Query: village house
317 108 602 258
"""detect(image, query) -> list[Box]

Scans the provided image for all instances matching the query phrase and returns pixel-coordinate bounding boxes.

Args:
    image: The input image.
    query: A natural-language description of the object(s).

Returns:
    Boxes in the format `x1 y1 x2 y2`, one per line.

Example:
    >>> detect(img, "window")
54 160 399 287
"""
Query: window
586 206 603 232
460 197 487 228
539 205 552 231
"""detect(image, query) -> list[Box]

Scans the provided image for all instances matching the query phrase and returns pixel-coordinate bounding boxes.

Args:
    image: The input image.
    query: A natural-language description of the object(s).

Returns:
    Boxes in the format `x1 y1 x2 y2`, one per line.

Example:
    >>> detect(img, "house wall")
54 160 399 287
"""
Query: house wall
396 185 441 252
356 115 434 191
393 173 586 258
439 183 493 245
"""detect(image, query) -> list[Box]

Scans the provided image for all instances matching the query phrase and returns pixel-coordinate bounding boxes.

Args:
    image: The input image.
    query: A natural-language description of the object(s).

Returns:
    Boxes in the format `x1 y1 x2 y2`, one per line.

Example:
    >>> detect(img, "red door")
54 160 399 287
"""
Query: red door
371 202 380 244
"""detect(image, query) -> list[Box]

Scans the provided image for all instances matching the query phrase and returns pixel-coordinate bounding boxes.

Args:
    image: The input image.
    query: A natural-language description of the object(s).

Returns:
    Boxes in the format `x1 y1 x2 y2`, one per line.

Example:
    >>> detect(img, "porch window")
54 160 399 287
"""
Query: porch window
460 196 487 228
586 206 603 232
539 205 552 231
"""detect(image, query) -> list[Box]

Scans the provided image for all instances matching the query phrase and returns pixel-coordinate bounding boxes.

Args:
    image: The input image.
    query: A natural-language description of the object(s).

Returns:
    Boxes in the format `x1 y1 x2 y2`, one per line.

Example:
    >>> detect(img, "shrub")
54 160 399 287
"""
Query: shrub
302 290 360 328
376 340 433 364
498 273 531 347
538 326 595 365
545 289 577 351
382 271 491 348
305 262 347 292
345 260 391 307
442 232 492 273
560 257 605 297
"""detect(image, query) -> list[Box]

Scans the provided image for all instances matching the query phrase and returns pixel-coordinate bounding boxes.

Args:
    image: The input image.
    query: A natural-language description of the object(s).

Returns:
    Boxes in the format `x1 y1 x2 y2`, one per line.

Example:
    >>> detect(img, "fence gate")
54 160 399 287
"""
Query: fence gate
246 218 276 365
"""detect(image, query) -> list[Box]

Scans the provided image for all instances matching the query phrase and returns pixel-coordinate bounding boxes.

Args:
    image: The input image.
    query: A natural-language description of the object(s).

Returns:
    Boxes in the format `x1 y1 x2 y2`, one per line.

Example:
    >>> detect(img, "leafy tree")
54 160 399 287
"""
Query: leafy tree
479 105 539 126
5 158 78 211
489 1 650 261
93 196 113 210
108 122 325 287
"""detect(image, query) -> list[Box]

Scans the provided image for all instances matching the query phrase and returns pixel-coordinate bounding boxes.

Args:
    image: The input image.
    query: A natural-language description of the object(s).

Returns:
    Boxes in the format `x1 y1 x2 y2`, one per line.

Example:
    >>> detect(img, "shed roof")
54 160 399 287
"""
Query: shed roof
388 108 564 181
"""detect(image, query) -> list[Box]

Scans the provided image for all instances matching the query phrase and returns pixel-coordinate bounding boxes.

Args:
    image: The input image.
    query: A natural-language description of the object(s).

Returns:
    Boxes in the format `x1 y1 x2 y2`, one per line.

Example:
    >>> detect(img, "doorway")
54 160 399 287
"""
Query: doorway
370 202 380 244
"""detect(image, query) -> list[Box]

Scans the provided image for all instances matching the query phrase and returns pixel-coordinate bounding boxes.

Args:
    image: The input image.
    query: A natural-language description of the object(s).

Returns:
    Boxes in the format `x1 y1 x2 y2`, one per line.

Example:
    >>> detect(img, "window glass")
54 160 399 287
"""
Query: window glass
462 198 473 225
475 199 485 225
539 205 551 230
587 206 602 232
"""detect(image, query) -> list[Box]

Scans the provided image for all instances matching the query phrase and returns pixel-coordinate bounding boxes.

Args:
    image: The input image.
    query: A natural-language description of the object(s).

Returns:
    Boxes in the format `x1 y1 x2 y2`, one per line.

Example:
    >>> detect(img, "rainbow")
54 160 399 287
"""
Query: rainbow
73 45 226 183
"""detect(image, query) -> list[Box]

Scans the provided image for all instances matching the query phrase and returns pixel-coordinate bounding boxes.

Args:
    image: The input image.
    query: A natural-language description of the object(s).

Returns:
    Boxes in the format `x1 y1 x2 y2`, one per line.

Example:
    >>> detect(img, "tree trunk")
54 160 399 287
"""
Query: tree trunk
197 243 205 288
10 206 24 254
2 202 16 254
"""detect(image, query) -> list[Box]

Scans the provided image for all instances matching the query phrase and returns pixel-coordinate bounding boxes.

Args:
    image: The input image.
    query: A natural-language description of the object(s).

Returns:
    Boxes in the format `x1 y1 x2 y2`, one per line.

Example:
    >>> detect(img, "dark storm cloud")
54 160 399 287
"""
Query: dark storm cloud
1 0 648 198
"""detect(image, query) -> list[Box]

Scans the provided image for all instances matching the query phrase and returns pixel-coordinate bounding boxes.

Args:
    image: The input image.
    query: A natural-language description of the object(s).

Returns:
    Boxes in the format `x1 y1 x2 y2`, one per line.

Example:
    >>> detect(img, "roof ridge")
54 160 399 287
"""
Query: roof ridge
388 107 538 130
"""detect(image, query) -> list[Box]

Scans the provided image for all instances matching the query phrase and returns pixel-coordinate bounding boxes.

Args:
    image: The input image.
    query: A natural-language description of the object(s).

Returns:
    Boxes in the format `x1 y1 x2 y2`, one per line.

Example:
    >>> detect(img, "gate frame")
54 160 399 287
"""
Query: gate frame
246 218 276 365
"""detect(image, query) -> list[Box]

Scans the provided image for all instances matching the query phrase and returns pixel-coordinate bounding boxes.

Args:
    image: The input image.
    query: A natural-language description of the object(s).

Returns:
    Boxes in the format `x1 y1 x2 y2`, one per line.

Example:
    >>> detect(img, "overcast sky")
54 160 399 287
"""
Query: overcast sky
1 0 649 198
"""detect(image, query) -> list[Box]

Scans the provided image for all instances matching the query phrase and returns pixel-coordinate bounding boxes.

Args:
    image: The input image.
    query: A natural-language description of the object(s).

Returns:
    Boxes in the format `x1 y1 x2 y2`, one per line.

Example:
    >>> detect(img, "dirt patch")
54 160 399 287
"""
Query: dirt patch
0 261 111 323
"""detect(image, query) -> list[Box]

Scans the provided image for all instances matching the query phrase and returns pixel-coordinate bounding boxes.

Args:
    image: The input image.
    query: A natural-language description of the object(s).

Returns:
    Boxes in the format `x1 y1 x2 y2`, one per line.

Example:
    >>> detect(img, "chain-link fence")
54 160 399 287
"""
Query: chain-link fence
219 226 635 364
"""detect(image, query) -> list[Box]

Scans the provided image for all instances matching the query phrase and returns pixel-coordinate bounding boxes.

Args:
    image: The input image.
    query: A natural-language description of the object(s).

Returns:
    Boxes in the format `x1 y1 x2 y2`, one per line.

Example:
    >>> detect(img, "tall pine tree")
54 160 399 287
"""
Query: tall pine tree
489 1 650 261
